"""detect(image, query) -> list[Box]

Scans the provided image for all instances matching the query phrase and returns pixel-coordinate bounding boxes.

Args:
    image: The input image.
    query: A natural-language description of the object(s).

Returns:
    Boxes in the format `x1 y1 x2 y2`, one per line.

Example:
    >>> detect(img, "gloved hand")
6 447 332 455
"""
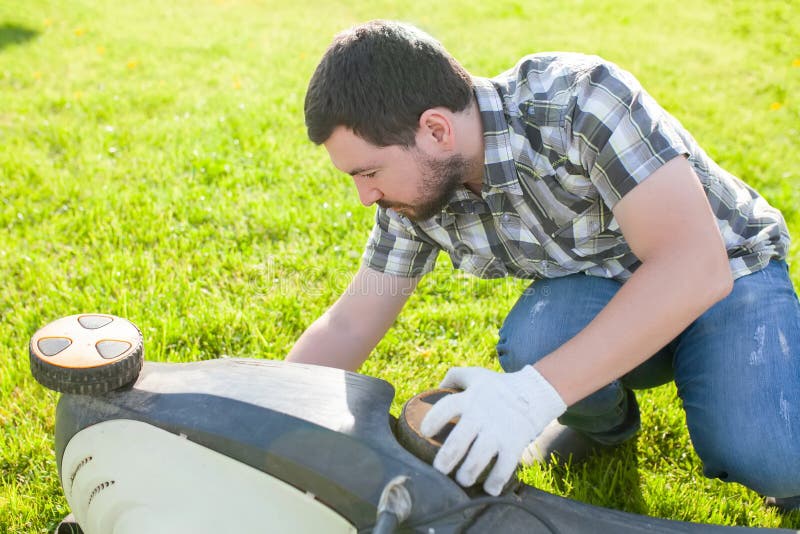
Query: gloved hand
420 365 567 496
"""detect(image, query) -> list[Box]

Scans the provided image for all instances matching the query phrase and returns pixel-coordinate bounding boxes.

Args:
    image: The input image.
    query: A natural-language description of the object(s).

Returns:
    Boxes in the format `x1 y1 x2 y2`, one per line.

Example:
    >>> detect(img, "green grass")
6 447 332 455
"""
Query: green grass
1 0 799 531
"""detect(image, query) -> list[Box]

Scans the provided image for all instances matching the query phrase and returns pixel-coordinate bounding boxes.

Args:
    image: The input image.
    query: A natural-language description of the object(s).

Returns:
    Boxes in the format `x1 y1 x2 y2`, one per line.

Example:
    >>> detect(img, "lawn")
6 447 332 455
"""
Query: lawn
1 0 798 532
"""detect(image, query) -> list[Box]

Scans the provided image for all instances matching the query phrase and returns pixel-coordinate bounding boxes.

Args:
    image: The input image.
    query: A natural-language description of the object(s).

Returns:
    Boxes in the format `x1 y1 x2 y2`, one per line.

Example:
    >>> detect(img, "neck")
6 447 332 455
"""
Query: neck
461 97 486 194
441 95 485 195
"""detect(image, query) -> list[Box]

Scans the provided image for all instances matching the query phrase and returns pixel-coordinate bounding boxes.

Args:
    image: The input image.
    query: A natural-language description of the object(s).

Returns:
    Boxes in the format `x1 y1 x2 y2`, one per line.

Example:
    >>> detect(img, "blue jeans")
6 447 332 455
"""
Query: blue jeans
496 260 800 498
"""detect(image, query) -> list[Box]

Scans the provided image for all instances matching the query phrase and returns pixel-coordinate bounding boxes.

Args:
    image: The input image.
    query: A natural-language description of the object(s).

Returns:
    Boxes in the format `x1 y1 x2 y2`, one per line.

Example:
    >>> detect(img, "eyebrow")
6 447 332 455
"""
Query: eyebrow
347 165 379 176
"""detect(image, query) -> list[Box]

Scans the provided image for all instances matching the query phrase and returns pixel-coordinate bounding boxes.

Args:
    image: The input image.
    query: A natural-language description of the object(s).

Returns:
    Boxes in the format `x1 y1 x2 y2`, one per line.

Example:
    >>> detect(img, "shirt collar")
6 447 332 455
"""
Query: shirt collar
472 77 523 195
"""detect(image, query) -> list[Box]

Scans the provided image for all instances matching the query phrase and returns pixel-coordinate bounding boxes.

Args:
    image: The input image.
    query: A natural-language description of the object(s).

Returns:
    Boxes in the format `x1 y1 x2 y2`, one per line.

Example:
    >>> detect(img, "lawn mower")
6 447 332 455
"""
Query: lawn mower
29 314 797 533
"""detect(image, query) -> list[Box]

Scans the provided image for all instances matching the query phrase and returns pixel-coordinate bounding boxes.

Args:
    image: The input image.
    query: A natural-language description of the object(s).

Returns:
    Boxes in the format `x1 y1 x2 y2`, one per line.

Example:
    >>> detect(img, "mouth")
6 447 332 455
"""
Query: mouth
378 200 411 213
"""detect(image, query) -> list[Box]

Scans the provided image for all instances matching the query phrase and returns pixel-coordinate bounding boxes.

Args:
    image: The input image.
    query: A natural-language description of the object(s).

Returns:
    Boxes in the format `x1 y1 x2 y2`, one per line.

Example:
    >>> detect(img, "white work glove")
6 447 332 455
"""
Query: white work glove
420 365 567 496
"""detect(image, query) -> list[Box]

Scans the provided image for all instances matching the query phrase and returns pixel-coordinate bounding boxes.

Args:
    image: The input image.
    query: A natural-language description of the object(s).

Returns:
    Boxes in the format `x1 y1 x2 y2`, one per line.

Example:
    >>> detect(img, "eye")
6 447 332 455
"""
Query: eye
361 171 377 179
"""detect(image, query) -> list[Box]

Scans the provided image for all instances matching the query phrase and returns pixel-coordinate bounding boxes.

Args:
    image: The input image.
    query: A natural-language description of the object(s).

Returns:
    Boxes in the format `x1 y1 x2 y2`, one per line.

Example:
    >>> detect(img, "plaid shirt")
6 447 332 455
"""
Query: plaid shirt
363 53 790 281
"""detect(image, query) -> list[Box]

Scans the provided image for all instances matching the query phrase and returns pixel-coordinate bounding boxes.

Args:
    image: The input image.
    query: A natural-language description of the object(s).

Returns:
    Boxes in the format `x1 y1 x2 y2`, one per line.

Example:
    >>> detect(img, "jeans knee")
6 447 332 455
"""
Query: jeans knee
497 288 574 372
496 276 620 372
695 431 800 497
496 324 550 373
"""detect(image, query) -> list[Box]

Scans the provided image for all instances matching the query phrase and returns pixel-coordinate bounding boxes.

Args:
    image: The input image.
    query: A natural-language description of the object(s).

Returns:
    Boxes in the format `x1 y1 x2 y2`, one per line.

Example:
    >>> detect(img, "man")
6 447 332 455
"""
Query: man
287 20 799 506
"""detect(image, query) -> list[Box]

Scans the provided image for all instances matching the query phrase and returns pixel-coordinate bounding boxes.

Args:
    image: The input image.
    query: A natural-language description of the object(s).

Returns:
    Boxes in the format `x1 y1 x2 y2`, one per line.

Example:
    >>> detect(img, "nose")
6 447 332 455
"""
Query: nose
353 178 383 207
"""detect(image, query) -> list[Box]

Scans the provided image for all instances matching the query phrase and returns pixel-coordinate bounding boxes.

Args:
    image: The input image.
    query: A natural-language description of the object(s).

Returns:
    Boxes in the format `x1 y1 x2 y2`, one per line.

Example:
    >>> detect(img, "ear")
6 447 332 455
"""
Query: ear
416 108 455 152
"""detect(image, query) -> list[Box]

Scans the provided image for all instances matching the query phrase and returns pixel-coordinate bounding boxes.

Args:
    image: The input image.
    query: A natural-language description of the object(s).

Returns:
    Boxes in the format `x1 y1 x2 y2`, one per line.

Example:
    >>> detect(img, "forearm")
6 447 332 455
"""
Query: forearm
286 266 419 371
287 310 386 371
535 254 732 406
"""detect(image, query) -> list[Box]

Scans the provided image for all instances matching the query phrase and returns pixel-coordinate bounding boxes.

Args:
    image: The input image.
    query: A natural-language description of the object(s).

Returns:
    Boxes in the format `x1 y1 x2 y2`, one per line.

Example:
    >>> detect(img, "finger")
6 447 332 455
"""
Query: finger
519 438 543 466
419 391 464 438
438 367 481 390
455 433 498 488
483 450 519 497
431 418 479 475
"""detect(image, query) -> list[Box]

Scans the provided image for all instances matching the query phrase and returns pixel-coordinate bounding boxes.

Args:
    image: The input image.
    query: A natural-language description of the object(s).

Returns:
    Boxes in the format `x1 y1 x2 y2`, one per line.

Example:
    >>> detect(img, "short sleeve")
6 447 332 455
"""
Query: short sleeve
362 207 439 277
569 61 690 208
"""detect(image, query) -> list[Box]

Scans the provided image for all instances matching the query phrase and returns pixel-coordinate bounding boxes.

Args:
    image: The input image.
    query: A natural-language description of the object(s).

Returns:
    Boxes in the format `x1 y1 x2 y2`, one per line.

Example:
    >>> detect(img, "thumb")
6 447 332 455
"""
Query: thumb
438 366 483 390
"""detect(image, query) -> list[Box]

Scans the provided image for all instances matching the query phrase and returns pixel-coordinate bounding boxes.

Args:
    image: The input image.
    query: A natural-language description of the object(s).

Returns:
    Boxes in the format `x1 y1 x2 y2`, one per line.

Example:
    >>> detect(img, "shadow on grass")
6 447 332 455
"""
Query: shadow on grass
554 438 648 515
778 510 800 530
567 438 800 530
0 23 39 51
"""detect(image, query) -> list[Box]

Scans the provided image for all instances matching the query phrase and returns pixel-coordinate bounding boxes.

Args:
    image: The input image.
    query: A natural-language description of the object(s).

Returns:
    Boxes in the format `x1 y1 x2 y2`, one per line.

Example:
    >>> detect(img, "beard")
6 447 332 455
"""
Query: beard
377 152 473 222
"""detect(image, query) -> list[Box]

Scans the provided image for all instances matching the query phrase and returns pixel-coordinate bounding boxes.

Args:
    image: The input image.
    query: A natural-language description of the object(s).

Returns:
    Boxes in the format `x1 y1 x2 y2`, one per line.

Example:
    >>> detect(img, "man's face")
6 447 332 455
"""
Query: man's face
324 126 471 222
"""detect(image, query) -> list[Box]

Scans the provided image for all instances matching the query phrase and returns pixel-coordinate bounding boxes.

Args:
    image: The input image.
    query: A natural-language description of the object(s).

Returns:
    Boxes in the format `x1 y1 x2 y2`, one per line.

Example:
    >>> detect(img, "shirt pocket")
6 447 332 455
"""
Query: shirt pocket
495 213 560 277
519 100 570 155
551 202 629 261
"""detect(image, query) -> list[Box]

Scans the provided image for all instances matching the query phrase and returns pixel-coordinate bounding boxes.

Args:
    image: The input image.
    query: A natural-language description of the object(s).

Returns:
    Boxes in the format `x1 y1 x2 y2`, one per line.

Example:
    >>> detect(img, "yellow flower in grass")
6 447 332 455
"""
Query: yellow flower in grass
126 59 139 70
74 28 86 37
33 71 42 80
97 46 105 55
232 76 242 90
793 58 800 68
43 18 53 27
769 102 783 111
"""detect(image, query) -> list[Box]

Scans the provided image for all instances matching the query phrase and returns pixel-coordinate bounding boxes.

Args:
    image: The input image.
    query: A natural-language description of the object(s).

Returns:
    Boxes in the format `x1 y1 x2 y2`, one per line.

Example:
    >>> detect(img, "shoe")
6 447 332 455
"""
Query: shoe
521 420 607 465
765 495 800 512
55 514 84 533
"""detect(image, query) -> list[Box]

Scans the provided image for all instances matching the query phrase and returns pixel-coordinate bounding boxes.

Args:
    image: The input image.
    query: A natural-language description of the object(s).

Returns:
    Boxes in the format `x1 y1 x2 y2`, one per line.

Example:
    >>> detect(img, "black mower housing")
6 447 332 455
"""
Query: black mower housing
54 359 795 534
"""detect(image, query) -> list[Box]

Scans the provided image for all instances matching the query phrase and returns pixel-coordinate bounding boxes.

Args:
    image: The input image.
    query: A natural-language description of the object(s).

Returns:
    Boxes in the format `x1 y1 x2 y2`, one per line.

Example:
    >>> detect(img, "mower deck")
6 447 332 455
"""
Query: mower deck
52 358 795 533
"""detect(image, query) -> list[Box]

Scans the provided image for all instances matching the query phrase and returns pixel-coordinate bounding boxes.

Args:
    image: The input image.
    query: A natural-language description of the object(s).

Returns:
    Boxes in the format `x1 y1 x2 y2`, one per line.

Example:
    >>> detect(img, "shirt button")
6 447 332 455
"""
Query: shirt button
590 222 600 232
454 241 472 256
502 214 511 222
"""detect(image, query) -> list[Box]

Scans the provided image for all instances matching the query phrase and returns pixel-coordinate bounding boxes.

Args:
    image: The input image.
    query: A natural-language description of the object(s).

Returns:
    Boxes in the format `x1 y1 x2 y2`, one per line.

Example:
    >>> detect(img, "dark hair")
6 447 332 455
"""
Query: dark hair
304 20 473 147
